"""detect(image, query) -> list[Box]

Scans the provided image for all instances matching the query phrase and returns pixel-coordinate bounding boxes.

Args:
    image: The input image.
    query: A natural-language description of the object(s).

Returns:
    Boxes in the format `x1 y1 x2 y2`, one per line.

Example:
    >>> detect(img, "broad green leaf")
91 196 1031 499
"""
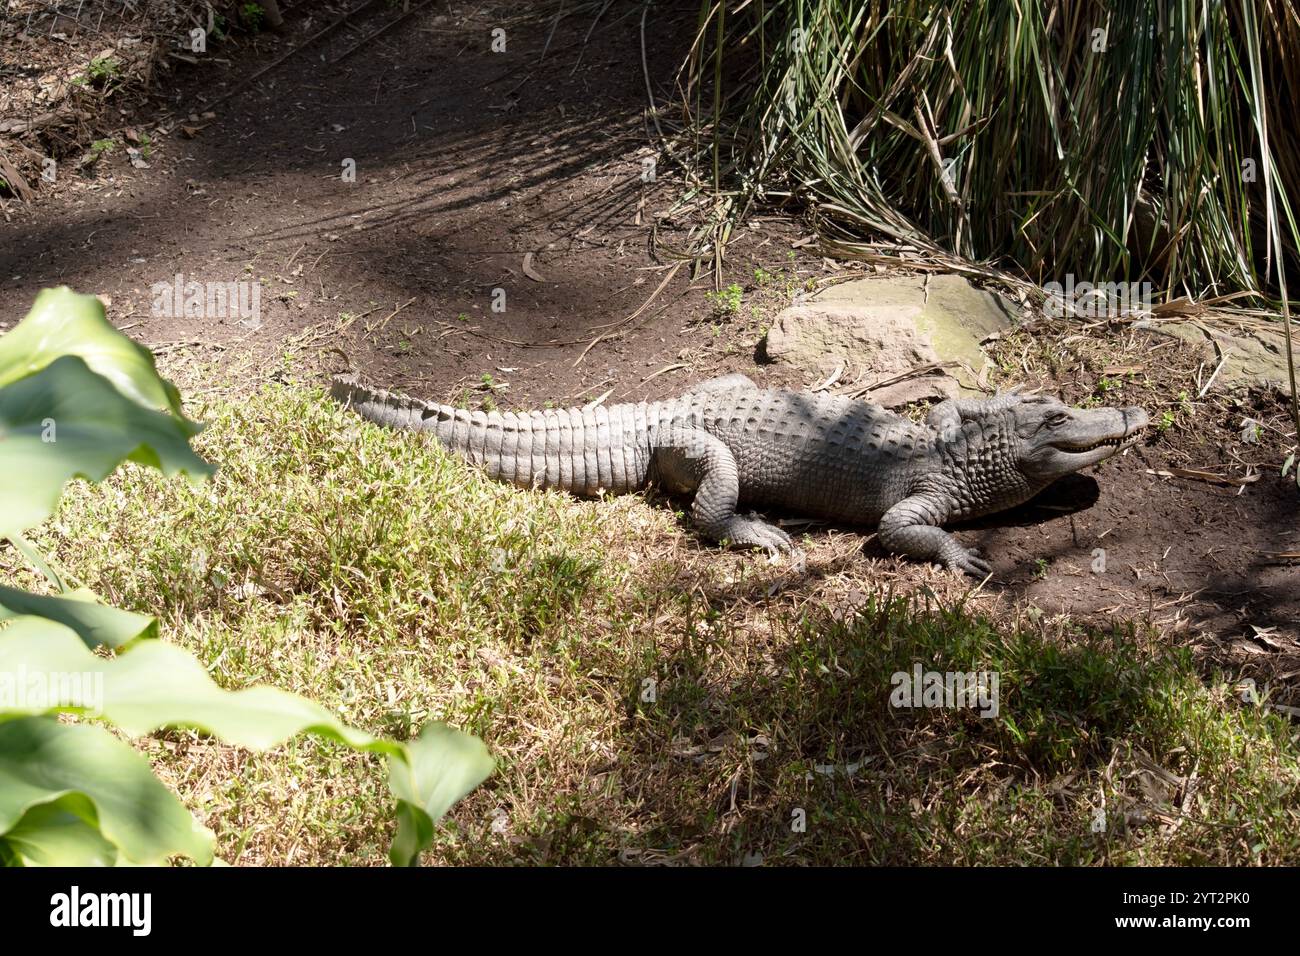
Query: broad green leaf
387 723 497 866
0 616 494 863
0 716 215 866
2 798 120 866
0 615 384 744
0 584 156 649
0 287 185 418
0 355 213 537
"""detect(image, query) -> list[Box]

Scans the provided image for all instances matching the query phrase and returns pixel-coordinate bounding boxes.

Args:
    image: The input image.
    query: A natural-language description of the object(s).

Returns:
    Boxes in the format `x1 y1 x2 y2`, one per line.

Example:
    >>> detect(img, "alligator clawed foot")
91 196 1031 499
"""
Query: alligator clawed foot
717 516 794 556
945 545 993 579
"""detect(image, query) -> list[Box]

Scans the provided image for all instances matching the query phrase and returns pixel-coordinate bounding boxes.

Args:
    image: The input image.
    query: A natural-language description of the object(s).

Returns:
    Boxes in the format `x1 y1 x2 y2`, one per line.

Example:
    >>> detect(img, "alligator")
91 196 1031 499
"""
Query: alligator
331 373 1147 576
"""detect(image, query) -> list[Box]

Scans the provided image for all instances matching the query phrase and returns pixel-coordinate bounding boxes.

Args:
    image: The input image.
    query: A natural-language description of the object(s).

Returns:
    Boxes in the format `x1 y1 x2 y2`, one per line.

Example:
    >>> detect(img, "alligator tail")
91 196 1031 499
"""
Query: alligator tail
330 375 651 495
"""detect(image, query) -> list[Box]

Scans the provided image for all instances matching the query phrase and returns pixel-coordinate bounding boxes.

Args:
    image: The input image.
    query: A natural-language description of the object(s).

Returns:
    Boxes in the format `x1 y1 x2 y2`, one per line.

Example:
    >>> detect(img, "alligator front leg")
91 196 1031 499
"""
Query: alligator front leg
653 427 793 554
878 492 991 578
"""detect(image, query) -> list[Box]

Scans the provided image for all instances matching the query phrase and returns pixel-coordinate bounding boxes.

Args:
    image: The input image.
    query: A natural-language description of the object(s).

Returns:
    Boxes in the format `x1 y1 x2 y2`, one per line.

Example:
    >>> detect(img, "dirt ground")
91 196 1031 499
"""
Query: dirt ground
2 2 1297 692
2 0 773 402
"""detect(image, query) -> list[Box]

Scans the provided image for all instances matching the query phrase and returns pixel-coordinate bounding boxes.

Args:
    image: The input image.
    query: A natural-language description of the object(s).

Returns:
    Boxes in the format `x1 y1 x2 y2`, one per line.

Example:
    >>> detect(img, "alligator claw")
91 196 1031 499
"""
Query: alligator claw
719 517 794 555
947 546 993 579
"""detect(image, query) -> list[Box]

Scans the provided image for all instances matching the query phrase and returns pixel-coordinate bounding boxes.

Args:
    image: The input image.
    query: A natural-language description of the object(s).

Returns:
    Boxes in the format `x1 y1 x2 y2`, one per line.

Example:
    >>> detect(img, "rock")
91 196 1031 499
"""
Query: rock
765 303 937 374
763 274 1020 403
1145 320 1297 392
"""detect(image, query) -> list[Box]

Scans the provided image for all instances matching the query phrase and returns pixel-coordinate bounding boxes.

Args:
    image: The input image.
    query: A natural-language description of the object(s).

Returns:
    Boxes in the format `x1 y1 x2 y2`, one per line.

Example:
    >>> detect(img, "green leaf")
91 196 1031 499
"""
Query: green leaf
0 615 377 743
0 584 157 649
0 287 185 418
0 716 215 866
6 532 68 591
0 616 493 864
0 355 213 537
387 723 497 866
1 799 120 866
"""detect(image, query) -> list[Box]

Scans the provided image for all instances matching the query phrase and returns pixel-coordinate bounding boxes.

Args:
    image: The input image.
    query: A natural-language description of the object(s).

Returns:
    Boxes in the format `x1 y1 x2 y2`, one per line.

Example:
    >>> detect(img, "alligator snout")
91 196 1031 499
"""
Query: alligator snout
1121 406 1149 442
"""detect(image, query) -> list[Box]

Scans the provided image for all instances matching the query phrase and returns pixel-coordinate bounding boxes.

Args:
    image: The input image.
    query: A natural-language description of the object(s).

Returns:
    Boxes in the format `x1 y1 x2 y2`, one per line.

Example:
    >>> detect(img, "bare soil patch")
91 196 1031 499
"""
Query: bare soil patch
2 1 786 402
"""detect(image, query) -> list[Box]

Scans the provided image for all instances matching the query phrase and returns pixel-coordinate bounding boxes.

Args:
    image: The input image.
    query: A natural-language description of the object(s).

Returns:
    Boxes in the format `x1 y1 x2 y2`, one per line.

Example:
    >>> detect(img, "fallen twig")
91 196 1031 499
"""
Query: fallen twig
366 297 417 335
640 363 688 385
1146 467 1260 487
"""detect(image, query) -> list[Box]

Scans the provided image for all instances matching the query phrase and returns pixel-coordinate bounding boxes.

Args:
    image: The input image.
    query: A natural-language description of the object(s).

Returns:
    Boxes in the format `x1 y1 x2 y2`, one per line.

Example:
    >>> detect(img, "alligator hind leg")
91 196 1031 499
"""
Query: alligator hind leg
652 427 793 554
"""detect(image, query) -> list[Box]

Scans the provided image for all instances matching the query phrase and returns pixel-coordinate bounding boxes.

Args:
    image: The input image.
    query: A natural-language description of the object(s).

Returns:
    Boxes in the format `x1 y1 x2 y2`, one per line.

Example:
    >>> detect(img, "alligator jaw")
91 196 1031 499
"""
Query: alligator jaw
1022 404 1149 478
1051 411 1148 455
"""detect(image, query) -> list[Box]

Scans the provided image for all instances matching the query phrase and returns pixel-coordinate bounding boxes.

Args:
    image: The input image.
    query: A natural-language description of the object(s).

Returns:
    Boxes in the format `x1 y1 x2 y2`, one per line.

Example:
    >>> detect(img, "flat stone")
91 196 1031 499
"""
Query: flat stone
1145 320 1297 392
763 274 1020 402
764 303 937 374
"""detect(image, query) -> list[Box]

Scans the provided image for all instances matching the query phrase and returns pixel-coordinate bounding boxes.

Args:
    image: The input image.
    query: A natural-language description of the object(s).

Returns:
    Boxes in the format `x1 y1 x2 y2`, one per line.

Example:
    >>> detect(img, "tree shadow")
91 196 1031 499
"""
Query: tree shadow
0 1 704 366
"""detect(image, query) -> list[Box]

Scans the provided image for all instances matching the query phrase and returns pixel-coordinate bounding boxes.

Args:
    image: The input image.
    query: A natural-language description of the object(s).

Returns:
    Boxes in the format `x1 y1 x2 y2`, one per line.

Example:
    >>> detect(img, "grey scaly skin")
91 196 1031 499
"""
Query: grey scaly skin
331 372 1148 576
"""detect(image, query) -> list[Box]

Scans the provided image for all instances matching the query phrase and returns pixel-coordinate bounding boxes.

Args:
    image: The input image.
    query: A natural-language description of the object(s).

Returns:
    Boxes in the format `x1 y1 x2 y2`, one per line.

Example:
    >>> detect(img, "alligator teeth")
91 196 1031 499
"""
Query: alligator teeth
1066 426 1146 454
1072 438 1119 452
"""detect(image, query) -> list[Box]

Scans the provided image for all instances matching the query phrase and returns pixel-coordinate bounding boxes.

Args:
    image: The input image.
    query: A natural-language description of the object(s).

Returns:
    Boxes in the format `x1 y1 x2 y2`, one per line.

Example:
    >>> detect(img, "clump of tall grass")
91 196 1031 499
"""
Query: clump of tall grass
681 0 1297 293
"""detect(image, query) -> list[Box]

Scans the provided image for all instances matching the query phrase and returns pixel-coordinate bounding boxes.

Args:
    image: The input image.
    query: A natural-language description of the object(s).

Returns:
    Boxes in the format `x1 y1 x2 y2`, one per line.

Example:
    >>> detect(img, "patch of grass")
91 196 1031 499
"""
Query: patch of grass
7 381 1296 865
9 383 612 864
705 283 744 319
240 3 266 32
87 56 120 87
627 592 1300 865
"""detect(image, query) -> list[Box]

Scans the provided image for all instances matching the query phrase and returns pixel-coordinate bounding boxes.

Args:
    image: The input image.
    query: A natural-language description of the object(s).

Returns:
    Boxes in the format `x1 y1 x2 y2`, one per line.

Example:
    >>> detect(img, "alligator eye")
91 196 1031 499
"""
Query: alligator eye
1047 413 1069 426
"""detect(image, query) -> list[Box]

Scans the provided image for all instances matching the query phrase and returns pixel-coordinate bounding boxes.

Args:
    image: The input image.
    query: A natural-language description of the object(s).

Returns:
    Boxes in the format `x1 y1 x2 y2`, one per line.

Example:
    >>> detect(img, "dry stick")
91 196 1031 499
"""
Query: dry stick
640 363 688 385
840 361 969 400
293 309 377 349
149 340 232 353
328 0 439 66
587 260 685 334
573 260 688 367
1196 340 1230 398
573 303 674 368
199 0 382 111
367 296 417 335
1146 468 1260 487
435 321 593 349
0 151 34 201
